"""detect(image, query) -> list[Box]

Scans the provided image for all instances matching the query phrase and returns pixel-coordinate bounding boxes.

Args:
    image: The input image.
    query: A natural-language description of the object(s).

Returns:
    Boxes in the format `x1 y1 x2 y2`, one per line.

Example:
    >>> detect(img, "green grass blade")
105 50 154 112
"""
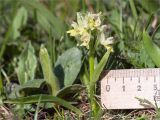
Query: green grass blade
20 0 65 39
129 0 138 20
34 95 42 120
4 94 83 115
39 45 60 95
138 0 159 13
94 108 103 120
12 7 28 40
0 24 12 61
0 0 18 61
0 69 3 94
143 31 160 67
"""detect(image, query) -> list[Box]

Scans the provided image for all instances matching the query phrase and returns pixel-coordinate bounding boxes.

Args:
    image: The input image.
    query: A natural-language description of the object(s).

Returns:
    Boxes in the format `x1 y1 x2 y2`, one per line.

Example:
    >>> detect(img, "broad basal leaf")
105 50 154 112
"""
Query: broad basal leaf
16 41 37 85
54 47 82 87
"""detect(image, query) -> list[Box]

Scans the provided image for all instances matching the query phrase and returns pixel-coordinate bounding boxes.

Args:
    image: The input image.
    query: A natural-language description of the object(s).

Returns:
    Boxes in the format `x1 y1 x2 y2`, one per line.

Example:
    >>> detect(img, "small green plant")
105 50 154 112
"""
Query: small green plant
136 97 160 119
4 45 84 117
67 12 115 117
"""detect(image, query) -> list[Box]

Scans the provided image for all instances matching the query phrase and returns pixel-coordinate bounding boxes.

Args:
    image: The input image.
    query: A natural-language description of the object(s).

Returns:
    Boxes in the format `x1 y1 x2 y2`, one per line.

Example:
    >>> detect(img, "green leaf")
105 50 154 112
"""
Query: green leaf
12 7 28 40
137 0 160 13
17 79 46 96
0 70 4 105
80 63 90 86
20 0 65 39
108 10 121 31
91 50 111 86
9 79 46 98
4 94 83 115
39 45 60 95
143 31 160 67
16 41 37 85
0 70 3 94
34 95 42 120
94 108 103 120
139 47 155 68
56 84 85 99
18 79 45 90
54 47 82 87
129 0 137 19
37 12 51 34
0 1 19 60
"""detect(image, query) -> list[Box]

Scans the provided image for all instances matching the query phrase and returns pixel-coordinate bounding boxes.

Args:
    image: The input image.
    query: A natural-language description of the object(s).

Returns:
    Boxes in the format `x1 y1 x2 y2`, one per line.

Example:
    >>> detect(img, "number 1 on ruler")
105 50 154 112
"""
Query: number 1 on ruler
101 68 160 109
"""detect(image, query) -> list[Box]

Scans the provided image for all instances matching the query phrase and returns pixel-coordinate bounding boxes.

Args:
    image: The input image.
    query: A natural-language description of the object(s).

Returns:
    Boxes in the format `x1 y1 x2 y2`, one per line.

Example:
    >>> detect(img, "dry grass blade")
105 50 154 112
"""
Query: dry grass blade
0 106 13 120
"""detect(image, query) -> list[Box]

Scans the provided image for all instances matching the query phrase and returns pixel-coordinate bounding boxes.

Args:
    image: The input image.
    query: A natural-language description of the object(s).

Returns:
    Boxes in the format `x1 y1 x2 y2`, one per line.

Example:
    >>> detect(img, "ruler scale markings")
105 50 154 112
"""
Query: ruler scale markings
123 77 124 84
138 77 140 83
101 68 160 109
154 76 156 83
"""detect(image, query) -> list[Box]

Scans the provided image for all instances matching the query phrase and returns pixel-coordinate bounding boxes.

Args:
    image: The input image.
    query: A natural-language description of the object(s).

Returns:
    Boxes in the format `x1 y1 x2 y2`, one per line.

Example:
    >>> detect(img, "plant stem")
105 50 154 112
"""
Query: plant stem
90 88 98 117
89 53 94 81
89 50 99 116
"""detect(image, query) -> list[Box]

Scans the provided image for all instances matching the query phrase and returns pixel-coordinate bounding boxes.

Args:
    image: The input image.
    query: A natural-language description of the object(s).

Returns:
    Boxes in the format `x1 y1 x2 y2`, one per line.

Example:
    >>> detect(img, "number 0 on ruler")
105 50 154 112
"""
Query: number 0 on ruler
101 68 160 109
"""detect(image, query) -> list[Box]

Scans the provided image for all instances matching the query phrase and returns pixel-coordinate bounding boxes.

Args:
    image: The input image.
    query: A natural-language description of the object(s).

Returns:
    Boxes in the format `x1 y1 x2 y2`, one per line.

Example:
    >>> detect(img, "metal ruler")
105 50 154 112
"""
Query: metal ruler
101 68 160 109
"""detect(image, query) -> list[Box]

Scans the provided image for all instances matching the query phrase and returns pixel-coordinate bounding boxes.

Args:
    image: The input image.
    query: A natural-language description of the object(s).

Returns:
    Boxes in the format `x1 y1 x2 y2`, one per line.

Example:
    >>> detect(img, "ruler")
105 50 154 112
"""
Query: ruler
101 68 160 109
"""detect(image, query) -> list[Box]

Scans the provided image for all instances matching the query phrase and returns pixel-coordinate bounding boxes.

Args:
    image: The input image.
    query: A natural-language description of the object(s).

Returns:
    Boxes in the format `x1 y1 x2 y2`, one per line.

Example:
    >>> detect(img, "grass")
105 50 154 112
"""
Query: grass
0 0 160 119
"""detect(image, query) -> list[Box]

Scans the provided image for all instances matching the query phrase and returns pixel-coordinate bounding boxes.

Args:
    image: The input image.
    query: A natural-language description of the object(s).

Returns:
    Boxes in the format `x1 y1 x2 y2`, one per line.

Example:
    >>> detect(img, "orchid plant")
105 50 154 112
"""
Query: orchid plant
67 12 115 117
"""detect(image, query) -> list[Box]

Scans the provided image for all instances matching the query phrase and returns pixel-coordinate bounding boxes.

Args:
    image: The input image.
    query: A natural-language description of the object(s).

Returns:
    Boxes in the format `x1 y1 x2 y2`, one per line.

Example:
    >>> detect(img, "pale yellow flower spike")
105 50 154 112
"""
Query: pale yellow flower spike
80 32 91 48
100 37 115 52
67 12 115 50
86 12 101 30
67 29 78 36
